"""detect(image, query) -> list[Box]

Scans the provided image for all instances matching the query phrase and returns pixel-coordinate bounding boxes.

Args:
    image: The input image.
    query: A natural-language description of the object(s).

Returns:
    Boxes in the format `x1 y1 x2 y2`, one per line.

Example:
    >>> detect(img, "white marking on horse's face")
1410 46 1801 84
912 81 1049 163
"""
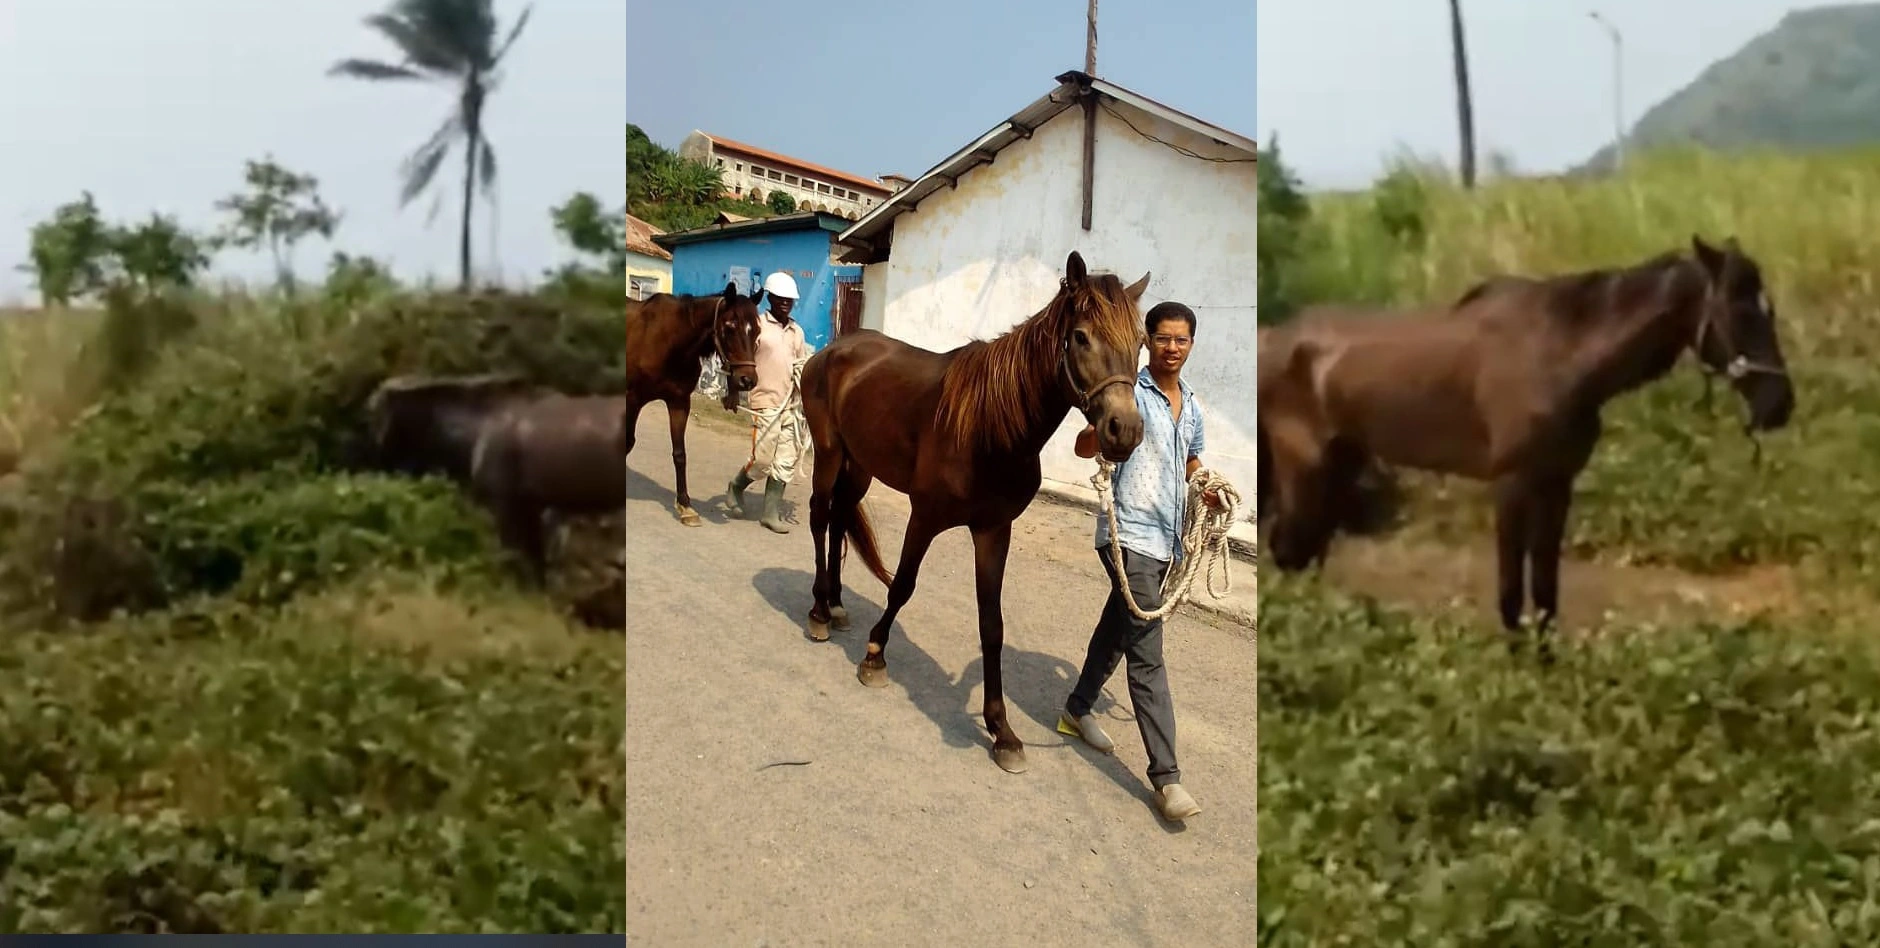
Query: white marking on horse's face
1757 291 1773 320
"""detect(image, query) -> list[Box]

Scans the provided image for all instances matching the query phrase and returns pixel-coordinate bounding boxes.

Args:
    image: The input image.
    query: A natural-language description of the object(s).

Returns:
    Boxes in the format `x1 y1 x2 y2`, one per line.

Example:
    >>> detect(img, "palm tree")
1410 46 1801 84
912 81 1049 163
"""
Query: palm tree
329 0 534 290
1447 0 1477 189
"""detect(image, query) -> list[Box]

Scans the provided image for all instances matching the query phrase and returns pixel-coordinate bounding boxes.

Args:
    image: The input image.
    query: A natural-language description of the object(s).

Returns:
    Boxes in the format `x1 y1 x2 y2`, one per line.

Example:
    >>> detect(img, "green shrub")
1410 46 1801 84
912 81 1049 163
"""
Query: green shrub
0 592 624 932
1259 577 1880 947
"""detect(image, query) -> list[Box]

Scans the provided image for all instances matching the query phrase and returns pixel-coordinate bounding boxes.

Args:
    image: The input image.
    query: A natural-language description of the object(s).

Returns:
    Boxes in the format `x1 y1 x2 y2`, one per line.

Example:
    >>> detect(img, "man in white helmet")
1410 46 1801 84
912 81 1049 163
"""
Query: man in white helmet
726 270 811 533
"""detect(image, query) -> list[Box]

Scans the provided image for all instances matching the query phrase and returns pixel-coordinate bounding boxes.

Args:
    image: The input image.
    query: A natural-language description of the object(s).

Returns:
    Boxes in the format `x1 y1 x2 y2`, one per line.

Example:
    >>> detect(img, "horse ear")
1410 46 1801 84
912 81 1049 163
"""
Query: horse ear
1690 234 1725 275
1065 251 1087 285
1125 272 1151 301
723 282 738 299
1723 235 1742 255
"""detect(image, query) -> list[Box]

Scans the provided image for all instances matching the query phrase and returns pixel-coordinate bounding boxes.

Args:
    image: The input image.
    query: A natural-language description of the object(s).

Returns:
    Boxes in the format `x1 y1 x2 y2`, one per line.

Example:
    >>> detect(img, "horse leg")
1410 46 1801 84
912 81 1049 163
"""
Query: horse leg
666 398 700 527
806 444 843 641
497 502 549 588
971 521 1025 774
1527 475 1574 666
825 468 868 631
857 509 941 689
1492 476 1533 650
623 392 646 458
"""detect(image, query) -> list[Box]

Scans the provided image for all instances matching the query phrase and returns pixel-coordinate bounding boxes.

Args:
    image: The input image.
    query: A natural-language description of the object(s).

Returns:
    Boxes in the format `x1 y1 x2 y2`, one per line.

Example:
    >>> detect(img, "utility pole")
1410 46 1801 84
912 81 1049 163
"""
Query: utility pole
1086 0 1098 75
1590 10 1625 173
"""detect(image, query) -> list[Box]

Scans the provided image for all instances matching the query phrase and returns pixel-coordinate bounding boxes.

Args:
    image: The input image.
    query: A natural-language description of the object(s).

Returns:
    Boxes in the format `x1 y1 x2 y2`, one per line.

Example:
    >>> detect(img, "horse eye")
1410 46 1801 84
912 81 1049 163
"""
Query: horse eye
1073 329 1091 347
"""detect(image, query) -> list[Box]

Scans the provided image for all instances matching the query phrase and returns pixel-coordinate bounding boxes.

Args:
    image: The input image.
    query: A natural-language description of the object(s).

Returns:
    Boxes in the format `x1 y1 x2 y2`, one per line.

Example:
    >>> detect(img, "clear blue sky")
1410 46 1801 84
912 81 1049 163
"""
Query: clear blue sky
0 0 624 303
1259 0 1829 189
628 0 1256 189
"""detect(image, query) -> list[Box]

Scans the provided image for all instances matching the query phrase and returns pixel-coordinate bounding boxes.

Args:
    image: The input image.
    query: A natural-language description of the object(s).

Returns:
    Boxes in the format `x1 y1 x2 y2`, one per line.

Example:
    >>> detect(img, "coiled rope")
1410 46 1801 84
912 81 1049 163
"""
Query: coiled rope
1091 459 1242 621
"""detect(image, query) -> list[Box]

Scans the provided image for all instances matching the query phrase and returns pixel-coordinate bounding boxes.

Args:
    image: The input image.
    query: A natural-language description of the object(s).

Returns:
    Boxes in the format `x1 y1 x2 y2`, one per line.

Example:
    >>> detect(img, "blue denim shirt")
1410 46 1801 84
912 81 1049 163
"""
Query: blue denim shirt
1094 369 1207 564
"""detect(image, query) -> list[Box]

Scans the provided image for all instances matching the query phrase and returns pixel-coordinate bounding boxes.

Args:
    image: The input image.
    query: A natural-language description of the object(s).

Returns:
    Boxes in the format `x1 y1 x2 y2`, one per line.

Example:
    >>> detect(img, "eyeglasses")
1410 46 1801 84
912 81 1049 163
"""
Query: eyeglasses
1150 334 1193 348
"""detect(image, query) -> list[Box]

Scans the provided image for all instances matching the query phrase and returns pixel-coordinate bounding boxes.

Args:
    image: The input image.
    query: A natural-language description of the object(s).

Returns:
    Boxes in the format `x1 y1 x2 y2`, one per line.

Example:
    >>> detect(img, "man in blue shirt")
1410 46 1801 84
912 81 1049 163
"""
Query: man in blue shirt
1062 301 1220 823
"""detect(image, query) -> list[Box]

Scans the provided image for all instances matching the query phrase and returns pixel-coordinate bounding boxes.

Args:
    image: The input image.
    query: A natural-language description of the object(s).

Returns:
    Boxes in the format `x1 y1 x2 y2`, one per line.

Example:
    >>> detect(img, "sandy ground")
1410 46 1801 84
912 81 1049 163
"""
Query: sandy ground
623 403 1257 947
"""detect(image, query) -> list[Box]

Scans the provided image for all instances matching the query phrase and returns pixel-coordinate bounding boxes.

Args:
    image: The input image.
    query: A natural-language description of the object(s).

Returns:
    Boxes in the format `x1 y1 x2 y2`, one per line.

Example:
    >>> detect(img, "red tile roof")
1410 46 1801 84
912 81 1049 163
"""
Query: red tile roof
626 214 670 261
701 133 894 195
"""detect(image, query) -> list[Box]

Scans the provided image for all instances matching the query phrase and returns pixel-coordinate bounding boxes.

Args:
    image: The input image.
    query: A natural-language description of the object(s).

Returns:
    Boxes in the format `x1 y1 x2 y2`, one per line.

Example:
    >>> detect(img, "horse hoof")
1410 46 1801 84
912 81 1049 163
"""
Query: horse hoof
857 661 889 688
993 746 1028 774
829 606 851 630
807 617 830 642
677 507 701 527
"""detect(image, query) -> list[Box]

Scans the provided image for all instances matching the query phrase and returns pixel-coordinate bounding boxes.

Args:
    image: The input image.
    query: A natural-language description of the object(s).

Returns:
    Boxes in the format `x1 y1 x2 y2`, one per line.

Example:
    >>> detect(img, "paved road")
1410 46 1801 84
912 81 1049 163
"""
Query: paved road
624 404 1258 947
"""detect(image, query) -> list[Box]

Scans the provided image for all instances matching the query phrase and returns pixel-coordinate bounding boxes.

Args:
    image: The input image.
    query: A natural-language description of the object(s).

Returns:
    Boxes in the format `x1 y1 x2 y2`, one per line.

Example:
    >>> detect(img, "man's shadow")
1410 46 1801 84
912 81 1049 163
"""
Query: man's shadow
750 566 1183 827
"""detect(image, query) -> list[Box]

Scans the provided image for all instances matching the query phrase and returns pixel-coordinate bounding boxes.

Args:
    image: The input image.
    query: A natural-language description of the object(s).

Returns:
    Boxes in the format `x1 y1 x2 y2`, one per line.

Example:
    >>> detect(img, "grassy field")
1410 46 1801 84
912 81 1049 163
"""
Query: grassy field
0 289 626 933
1259 148 1880 945
1288 147 1880 589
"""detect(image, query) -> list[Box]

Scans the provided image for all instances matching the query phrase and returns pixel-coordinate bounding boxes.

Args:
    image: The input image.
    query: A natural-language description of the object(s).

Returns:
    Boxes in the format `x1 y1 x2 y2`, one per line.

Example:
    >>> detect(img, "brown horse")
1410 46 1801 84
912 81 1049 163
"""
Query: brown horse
1259 236 1795 653
800 251 1150 774
472 392 631 584
366 374 545 482
625 284 763 526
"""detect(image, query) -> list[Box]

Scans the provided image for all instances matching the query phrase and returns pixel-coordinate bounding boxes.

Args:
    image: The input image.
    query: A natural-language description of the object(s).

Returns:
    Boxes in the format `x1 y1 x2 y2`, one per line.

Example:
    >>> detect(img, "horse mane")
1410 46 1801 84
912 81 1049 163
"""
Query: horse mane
1451 251 1694 325
934 273 1142 455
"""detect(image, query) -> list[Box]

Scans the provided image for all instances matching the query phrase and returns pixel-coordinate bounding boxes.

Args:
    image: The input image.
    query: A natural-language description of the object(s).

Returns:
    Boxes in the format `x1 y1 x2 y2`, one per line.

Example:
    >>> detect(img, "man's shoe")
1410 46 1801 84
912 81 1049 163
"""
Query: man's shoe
725 469 754 518
1056 710 1115 754
759 477 791 534
1157 783 1201 821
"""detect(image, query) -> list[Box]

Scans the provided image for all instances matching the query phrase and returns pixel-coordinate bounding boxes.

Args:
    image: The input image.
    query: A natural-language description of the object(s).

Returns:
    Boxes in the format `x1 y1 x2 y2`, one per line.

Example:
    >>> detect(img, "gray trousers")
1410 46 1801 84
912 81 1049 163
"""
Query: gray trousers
1066 546 1181 789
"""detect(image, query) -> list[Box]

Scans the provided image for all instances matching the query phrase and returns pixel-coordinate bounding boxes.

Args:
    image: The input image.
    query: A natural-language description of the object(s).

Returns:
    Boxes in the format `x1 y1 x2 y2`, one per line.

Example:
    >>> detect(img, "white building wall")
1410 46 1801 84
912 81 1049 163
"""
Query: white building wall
869 104 1257 524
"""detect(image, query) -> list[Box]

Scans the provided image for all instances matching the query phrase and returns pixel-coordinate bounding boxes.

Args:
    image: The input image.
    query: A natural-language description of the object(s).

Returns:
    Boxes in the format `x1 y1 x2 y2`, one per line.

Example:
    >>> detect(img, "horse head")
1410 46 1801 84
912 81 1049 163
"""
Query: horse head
1689 235 1795 432
711 282 762 395
1058 251 1149 462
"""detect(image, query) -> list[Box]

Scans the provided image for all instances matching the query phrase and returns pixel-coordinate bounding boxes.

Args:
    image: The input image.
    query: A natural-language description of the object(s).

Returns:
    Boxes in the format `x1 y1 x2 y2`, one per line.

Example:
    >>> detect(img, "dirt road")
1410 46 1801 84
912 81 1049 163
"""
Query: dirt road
624 404 1257 947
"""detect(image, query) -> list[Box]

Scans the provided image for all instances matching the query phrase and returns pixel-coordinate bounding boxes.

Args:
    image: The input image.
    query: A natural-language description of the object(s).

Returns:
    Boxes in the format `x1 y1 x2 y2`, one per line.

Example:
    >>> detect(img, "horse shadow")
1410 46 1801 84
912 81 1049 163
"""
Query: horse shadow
624 463 736 526
957 649 1184 831
748 566 990 751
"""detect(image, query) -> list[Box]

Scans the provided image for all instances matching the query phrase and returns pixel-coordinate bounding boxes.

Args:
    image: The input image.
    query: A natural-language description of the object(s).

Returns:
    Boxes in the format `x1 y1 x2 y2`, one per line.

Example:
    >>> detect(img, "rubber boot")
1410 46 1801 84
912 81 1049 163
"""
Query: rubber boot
760 477 791 534
725 468 754 518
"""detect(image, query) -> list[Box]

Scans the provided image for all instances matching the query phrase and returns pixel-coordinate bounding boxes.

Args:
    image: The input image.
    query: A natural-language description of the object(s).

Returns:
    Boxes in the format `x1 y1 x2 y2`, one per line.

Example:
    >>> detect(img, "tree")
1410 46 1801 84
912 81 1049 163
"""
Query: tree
328 0 534 291
111 214 212 293
1448 0 1477 189
768 190 797 215
21 192 113 307
550 192 626 276
213 156 341 293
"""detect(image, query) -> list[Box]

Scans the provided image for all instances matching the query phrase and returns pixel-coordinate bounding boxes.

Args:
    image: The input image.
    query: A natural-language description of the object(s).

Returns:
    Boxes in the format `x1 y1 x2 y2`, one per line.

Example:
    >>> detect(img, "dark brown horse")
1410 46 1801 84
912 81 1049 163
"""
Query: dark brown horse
471 392 631 584
366 374 544 481
800 251 1150 774
625 284 763 525
1259 236 1795 653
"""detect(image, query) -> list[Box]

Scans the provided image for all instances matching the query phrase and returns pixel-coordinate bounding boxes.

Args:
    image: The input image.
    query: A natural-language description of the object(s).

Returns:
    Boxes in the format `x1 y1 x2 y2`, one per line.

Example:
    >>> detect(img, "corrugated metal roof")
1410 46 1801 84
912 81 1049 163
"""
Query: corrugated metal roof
835 70 1255 263
651 210 852 250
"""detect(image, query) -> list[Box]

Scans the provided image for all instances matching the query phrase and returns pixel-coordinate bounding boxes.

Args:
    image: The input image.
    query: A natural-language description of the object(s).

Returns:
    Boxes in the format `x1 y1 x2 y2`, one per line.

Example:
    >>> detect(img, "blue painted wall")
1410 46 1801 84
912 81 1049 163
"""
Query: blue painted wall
669 227 861 352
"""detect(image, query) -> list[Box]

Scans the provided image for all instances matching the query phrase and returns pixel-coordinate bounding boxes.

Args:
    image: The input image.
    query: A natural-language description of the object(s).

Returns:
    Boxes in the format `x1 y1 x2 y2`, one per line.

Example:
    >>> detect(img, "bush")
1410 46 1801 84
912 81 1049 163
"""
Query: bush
0 589 624 932
0 288 626 620
1258 577 1880 946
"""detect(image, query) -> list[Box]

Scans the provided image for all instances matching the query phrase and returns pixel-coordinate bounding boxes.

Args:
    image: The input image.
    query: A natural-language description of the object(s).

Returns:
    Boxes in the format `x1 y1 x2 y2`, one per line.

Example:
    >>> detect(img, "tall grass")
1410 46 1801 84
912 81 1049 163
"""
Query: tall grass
1286 148 1880 587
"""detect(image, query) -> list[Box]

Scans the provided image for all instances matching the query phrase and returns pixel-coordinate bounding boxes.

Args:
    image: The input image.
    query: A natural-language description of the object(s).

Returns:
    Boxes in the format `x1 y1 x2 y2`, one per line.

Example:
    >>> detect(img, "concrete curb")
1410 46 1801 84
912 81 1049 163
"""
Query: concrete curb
1032 479 1257 629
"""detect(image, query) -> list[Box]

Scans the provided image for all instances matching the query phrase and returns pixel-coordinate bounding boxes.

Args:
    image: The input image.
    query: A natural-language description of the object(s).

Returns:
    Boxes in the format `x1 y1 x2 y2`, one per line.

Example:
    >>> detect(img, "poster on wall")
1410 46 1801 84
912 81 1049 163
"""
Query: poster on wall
727 266 751 296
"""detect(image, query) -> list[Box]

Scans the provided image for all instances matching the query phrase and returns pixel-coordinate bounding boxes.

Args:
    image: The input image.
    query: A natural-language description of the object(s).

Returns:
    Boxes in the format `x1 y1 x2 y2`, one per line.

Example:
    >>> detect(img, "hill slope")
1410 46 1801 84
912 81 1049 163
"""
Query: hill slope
1583 3 1880 170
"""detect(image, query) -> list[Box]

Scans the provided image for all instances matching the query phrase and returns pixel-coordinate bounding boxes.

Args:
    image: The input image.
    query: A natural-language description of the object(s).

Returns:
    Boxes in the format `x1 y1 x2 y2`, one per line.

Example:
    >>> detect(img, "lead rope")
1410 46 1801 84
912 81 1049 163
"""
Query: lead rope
1091 458 1243 621
747 356 811 482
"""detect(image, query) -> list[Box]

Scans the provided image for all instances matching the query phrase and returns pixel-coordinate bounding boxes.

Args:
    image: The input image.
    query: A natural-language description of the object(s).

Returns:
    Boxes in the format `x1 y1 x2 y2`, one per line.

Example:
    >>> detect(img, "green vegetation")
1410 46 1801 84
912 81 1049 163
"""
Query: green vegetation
1259 578 1880 947
1584 5 1880 172
1258 138 1880 942
626 123 773 232
2 145 624 928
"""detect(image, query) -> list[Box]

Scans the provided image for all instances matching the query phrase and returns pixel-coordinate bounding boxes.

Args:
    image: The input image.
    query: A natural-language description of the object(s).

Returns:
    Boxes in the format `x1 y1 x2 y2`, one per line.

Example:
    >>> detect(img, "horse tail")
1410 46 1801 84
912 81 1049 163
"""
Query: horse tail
845 502 896 588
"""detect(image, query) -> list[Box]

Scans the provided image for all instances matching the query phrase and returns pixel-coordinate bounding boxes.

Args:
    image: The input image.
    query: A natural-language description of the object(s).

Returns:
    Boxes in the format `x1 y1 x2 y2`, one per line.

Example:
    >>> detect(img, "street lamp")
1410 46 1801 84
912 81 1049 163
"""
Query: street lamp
1589 11 1625 173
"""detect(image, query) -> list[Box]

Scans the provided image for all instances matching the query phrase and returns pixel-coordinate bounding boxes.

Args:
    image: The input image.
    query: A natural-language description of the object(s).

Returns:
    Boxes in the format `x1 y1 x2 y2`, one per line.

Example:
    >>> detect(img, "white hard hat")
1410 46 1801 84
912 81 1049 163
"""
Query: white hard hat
762 271 799 300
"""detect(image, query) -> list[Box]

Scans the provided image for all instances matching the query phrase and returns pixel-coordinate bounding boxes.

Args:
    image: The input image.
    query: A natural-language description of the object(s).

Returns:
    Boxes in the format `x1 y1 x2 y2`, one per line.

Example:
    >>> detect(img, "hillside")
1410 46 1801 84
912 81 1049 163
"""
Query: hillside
1582 3 1880 170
